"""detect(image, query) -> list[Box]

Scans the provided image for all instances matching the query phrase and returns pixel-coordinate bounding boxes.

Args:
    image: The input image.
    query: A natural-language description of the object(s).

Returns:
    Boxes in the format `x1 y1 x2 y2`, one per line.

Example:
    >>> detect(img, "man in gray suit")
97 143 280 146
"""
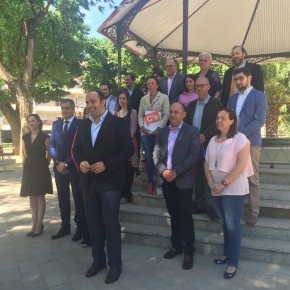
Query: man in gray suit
228 67 268 226
153 102 200 270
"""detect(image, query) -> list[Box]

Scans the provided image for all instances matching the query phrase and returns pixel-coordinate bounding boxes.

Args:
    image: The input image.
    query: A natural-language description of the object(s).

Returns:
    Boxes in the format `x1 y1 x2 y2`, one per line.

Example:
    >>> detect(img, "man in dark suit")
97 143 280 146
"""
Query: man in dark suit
124 73 144 175
228 67 268 226
50 98 82 241
185 77 223 220
72 90 134 284
153 102 200 270
221 45 264 106
159 58 184 104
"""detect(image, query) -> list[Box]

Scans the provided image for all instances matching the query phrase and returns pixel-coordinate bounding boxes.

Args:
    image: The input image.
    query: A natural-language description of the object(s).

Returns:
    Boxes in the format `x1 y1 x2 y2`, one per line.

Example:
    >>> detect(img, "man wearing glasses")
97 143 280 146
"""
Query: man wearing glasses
228 67 268 226
221 45 264 106
185 77 223 220
159 58 184 104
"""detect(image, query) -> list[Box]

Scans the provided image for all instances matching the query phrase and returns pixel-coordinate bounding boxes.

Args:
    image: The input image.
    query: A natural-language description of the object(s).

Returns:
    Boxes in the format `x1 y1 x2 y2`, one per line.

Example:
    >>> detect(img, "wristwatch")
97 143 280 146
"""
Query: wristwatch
64 163 68 167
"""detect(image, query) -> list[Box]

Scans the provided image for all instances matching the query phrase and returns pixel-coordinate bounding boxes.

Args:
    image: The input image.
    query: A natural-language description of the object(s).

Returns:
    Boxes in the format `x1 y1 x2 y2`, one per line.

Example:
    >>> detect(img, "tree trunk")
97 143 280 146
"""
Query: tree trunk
0 102 20 154
9 80 33 155
266 104 280 137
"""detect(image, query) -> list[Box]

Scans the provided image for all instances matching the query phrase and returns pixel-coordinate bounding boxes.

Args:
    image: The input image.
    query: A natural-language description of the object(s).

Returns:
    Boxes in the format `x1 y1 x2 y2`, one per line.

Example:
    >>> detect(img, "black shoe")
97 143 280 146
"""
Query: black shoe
31 224 44 238
192 207 206 214
214 257 229 265
51 228 71 240
207 209 219 221
81 240 91 248
164 248 182 259
105 267 122 284
85 263 106 278
71 228 82 242
224 267 237 279
182 255 193 270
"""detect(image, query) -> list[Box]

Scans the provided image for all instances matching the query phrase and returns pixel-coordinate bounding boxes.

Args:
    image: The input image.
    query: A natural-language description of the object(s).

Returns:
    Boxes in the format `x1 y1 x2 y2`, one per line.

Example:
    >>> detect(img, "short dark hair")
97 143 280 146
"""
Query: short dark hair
27 114 43 131
147 76 161 92
233 67 251 77
100 82 112 90
151 68 164 79
116 90 132 115
183 74 195 92
232 45 247 56
216 107 238 139
61 98 75 109
125 73 135 81
88 89 107 101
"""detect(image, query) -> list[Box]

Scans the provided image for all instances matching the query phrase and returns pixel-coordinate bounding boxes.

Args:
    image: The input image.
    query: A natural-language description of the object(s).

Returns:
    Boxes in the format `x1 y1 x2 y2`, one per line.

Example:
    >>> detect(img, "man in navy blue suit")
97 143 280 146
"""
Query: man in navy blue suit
50 99 82 240
72 90 134 284
228 67 268 226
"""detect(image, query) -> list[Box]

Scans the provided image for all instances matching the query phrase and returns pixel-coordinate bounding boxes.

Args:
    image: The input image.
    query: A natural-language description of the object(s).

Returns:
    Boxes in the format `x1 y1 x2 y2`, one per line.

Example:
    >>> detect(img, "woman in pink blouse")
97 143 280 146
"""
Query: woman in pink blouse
178 74 198 107
115 91 139 203
204 108 253 279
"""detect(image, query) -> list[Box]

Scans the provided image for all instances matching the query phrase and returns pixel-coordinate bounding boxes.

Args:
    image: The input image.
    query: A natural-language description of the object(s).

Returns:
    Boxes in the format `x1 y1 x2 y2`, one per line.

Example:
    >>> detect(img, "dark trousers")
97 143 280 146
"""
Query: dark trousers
121 161 134 201
84 177 122 268
79 190 90 243
54 170 81 230
162 181 195 256
194 158 214 210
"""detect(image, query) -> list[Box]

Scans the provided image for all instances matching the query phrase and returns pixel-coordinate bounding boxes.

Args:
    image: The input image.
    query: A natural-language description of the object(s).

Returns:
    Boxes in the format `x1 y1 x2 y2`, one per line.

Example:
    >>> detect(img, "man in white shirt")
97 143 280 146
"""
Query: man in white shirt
100 83 117 114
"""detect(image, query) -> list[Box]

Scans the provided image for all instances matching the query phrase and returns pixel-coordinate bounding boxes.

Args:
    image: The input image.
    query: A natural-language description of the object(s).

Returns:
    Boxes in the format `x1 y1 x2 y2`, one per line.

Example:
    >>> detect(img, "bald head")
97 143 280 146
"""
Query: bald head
169 102 186 129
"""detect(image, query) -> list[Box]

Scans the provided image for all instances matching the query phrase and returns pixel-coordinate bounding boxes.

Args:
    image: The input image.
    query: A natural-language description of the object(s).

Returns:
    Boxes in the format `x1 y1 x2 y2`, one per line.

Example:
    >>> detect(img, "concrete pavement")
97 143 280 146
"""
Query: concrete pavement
1 167 290 290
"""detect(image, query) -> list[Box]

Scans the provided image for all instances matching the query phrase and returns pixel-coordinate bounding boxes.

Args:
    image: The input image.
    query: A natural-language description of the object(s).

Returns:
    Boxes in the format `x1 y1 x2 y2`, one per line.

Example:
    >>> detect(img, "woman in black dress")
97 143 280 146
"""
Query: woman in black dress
20 114 53 237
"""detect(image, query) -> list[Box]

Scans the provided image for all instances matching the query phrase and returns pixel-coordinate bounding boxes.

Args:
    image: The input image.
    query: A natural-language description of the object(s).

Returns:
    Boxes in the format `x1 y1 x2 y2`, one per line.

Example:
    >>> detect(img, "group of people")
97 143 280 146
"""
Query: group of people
20 45 268 283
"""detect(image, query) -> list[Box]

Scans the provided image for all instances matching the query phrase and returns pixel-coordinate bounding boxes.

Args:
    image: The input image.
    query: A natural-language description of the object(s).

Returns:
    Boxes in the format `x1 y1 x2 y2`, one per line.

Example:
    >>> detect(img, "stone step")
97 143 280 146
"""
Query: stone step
120 204 290 241
259 167 290 185
131 185 290 218
121 222 290 265
134 168 290 191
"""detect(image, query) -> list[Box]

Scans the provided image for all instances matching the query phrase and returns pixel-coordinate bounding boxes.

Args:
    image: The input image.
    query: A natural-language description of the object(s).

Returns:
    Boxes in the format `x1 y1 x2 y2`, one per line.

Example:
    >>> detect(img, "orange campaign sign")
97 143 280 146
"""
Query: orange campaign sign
144 111 161 132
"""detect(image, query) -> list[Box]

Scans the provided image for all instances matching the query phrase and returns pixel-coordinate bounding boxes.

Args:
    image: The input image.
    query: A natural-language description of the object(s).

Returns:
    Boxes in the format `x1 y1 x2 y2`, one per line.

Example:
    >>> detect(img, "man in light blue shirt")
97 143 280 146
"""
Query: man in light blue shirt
100 83 117 114
185 77 223 220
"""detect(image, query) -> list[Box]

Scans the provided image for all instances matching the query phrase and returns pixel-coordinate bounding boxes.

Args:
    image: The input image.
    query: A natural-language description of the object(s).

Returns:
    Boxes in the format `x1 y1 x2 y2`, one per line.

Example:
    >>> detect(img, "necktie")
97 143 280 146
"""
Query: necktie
63 120 69 136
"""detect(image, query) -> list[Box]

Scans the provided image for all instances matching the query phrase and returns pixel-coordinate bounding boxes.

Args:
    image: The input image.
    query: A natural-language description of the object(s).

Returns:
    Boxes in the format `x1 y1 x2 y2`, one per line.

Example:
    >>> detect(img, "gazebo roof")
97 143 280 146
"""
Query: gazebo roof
98 0 290 65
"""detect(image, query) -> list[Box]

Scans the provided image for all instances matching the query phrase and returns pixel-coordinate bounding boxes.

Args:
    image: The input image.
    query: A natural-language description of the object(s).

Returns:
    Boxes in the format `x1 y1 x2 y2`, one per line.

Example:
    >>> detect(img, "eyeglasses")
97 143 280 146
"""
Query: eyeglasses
195 84 208 89
233 76 245 82
165 65 176 68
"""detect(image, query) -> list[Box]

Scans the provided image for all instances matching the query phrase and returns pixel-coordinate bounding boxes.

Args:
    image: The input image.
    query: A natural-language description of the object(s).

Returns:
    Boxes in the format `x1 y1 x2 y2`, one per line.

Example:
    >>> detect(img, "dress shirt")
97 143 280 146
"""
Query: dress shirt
236 86 253 120
127 88 133 96
192 95 211 129
167 122 183 170
89 110 108 146
62 116 74 131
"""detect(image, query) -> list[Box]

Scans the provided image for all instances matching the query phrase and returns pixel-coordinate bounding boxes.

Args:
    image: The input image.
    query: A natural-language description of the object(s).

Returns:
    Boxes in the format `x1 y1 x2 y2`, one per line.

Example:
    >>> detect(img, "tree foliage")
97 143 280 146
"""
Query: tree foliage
0 0 114 152
82 38 153 93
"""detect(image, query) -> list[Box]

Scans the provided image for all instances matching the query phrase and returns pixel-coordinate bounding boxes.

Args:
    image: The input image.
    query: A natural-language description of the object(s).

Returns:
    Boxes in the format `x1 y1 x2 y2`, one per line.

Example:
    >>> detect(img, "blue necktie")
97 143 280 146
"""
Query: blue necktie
63 120 69 136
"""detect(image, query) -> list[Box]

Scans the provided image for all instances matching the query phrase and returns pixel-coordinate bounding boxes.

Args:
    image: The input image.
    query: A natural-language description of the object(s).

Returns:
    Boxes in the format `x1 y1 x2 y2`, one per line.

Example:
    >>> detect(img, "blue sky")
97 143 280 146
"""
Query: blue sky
83 0 123 38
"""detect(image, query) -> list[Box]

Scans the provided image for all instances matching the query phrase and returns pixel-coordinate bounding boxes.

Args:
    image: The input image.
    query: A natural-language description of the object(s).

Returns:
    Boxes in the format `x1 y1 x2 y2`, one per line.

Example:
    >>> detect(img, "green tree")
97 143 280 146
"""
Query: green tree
0 0 113 153
82 38 153 93
261 63 290 137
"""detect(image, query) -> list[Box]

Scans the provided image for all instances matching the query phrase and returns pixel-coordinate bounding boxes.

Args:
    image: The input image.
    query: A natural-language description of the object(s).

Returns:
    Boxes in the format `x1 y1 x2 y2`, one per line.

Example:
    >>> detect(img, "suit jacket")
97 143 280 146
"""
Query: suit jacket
221 61 264 106
153 122 200 189
227 88 268 146
72 113 134 190
159 74 184 104
50 117 80 172
128 87 144 113
185 97 223 147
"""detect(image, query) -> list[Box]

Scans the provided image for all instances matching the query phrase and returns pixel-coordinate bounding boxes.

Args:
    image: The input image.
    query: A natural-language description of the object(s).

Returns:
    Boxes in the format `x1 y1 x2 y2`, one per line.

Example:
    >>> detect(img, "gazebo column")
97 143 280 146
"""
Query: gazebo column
182 0 189 76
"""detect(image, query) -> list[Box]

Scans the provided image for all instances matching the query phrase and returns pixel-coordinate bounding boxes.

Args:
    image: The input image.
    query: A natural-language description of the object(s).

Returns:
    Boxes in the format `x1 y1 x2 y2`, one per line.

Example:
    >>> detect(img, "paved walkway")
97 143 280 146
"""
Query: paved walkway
1 167 290 290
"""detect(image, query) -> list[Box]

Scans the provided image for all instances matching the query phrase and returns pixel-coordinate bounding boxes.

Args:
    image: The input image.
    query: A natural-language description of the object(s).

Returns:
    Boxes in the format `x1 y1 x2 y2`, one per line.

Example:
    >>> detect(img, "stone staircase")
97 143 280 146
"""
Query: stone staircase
120 165 290 265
